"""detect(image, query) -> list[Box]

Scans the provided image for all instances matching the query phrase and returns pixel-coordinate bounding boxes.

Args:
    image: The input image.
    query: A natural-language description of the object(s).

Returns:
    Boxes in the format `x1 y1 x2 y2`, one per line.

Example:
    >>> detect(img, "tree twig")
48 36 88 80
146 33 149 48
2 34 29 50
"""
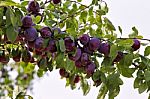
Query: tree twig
118 37 150 42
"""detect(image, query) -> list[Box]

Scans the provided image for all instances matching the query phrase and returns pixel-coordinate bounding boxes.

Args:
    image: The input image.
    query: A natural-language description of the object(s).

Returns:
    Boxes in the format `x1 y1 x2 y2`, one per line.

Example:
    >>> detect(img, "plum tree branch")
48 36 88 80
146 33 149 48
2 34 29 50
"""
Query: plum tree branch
69 0 101 16
118 37 150 42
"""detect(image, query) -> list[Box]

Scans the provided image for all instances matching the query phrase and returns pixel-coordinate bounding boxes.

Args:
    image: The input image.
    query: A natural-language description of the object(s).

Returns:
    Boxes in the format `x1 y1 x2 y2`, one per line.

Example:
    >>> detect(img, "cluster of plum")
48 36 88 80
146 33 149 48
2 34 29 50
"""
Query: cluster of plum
58 34 141 84
0 0 141 85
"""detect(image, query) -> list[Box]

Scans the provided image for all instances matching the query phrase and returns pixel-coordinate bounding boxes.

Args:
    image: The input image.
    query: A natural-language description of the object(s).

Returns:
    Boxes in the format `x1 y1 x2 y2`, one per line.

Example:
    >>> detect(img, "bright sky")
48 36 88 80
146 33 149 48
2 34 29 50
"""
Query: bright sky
13 0 150 99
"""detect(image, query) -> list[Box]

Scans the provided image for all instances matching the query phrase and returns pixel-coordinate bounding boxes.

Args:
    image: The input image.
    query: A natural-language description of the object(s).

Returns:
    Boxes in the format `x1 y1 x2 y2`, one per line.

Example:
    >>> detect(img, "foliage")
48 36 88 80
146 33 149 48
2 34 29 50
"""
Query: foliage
0 0 150 99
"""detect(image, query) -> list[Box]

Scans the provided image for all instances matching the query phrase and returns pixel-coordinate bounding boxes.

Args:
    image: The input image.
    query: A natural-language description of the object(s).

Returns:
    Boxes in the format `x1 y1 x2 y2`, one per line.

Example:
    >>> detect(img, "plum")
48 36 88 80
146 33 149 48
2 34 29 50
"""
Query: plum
64 37 76 52
24 27 38 42
68 48 82 61
40 27 52 38
59 68 69 78
34 49 43 55
12 48 21 62
86 62 96 75
113 51 124 63
21 16 34 28
81 53 90 66
27 40 35 48
22 50 32 62
53 0 61 4
27 1 40 14
0 55 9 64
34 37 44 51
98 42 110 56
75 59 82 68
88 37 100 51
131 39 140 51
79 34 90 45
47 40 57 53
74 75 80 83
83 45 93 55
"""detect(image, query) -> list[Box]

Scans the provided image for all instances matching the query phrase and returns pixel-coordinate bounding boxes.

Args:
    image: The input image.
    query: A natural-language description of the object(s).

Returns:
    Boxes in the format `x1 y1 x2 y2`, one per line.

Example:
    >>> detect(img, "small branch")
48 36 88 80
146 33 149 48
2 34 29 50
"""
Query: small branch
70 0 101 16
40 0 52 9
118 37 150 42
132 63 139 68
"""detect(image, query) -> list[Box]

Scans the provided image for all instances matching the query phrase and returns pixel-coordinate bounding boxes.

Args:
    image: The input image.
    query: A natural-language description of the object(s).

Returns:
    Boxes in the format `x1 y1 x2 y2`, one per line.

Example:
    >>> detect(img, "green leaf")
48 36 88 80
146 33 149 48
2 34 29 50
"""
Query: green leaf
0 8 4 26
15 92 24 99
120 54 134 66
129 26 138 38
101 57 115 73
109 45 118 60
145 71 150 82
21 1 29 6
138 82 147 94
117 39 134 47
117 63 135 78
118 26 122 35
141 55 150 67
92 0 98 5
38 58 47 69
81 78 91 96
34 15 42 24
20 62 35 74
144 46 150 56
55 53 65 68
97 84 108 99
37 69 45 77
6 8 12 26
134 77 140 89
15 8 23 26
65 57 75 71
106 72 123 89
89 7 94 16
108 86 120 99
92 70 101 81
0 1 21 7
59 39 66 52
6 25 18 42
132 26 138 34
80 11 88 23
77 0 82 2
9 8 17 27
104 17 116 31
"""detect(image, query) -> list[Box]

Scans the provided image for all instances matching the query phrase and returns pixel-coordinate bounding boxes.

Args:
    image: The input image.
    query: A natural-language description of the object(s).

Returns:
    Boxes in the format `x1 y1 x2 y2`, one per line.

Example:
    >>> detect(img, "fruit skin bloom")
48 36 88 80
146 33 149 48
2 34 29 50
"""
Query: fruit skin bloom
79 34 90 45
40 27 52 38
21 16 34 28
132 39 140 51
86 62 96 75
24 27 38 42
27 1 40 14
98 43 110 56
88 38 101 51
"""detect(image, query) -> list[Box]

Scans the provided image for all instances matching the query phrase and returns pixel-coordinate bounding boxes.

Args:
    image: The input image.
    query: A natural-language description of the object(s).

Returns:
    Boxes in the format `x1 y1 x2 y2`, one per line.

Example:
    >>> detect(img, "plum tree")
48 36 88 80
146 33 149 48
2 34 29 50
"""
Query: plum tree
1 0 150 99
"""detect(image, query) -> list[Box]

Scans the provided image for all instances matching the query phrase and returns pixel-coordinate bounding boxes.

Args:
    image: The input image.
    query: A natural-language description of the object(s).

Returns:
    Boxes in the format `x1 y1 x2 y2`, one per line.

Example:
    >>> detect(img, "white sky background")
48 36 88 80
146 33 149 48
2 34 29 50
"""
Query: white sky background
13 0 150 99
